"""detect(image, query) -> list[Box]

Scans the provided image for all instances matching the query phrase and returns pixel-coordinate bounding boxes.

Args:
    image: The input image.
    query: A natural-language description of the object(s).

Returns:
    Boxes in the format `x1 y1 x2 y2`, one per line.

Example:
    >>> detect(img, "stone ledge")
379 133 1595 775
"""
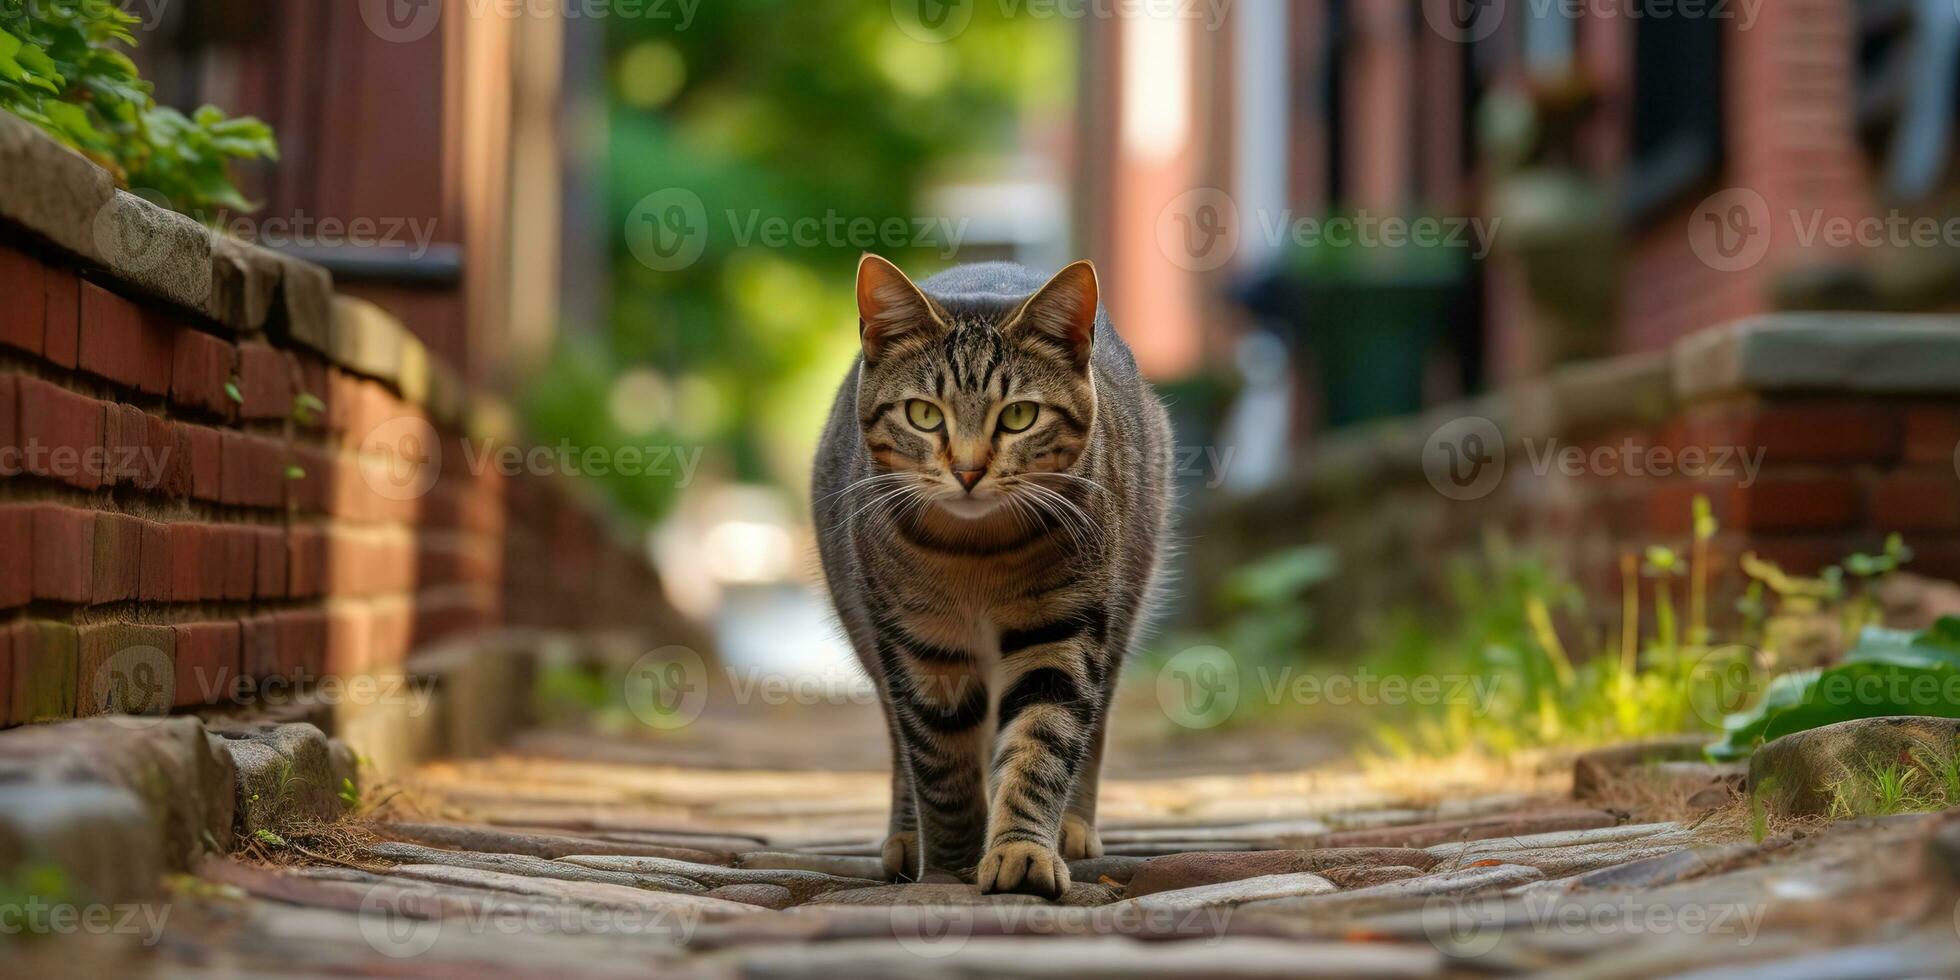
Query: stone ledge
1513 349 1675 441
1675 313 1960 401
0 109 459 419
1243 312 1960 511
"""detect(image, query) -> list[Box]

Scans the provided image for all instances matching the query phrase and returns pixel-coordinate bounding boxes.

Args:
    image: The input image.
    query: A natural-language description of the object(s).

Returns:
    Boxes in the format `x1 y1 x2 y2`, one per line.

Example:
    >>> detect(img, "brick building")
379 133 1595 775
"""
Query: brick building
1081 0 1960 405
0 4 686 749
1070 1 1960 631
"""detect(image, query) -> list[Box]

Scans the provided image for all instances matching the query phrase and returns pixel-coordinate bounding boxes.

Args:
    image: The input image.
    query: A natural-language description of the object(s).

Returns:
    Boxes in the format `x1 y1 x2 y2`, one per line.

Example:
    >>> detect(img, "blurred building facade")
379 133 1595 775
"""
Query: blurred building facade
1080 0 1960 432
126 0 598 389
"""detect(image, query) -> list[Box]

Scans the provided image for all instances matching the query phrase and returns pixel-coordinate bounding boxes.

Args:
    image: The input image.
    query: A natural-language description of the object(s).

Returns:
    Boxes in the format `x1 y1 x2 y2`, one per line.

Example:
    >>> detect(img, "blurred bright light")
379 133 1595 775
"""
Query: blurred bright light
608 368 672 436
875 27 954 96
672 372 728 440
1121 11 1189 161
617 40 687 109
704 520 795 585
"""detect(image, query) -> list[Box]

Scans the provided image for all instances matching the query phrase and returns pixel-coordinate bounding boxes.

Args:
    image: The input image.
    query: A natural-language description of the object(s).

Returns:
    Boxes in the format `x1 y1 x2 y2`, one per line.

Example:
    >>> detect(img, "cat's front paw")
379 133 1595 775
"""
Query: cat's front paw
1058 813 1103 860
881 831 920 882
977 841 1070 898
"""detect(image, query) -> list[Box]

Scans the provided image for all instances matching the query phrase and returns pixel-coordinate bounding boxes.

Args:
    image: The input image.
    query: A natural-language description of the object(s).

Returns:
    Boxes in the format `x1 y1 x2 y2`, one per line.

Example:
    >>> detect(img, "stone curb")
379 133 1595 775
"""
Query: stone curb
0 715 370 902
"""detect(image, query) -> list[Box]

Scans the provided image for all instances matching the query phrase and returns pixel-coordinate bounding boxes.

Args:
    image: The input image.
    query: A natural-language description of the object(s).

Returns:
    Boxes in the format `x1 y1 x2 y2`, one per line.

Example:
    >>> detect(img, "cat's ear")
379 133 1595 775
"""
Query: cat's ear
857 254 945 363
1007 260 1098 371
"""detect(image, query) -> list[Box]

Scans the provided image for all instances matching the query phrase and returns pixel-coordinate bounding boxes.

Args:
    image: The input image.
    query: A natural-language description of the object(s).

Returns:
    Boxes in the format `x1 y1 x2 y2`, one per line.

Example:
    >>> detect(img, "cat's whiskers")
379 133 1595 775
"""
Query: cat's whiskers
815 471 913 507
839 480 930 528
1013 479 1099 537
1011 481 1097 554
1024 471 1110 499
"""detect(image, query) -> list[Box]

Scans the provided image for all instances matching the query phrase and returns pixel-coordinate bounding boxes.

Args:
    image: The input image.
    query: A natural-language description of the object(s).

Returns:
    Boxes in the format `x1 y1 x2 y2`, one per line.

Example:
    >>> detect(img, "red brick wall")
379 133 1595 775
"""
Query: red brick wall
1619 1 1874 356
0 231 673 726
1198 334 1960 643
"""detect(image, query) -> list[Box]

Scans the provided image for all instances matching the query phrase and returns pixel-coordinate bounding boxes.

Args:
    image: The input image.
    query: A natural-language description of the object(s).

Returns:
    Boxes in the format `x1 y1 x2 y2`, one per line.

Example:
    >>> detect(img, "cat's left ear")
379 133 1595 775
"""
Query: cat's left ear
857 254 947 364
1008 260 1098 371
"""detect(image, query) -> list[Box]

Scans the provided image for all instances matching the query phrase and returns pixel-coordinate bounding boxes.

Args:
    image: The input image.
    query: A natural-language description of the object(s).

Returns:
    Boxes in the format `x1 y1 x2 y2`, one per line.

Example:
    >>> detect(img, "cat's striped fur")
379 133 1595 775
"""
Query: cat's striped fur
813 257 1171 897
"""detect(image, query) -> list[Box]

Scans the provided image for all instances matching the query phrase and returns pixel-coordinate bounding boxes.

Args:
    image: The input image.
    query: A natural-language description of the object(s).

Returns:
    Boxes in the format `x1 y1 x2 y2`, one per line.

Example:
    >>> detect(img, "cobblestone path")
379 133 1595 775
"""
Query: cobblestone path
28 701 1960 978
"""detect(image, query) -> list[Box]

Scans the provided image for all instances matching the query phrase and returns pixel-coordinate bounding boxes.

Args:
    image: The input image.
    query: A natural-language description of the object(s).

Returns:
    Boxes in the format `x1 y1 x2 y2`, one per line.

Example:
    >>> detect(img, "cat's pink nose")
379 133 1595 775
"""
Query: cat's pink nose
954 470 984 492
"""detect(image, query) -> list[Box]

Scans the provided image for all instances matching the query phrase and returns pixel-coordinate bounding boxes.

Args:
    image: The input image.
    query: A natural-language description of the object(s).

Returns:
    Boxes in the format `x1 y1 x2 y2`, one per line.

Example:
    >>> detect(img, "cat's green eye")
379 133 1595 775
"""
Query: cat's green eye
905 400 944 432
998 401 1039 433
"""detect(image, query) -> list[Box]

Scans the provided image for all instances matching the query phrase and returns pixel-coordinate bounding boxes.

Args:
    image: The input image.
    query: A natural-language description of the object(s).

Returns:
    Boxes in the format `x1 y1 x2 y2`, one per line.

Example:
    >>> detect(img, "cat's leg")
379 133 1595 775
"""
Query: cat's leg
977 635 1100 897
876 694 921 880
1059 702 1108 860
888 651 991 878
1060 652 1124 859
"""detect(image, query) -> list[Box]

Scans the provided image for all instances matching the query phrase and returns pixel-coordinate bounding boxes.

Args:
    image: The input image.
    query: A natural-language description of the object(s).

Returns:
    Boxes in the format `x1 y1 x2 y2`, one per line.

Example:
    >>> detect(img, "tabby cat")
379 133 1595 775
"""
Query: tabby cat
812 256 1171 897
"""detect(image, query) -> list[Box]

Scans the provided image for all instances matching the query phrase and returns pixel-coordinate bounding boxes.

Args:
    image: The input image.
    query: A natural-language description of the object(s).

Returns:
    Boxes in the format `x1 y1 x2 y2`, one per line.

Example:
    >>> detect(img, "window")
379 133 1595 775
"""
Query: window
1625 4 1725 220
